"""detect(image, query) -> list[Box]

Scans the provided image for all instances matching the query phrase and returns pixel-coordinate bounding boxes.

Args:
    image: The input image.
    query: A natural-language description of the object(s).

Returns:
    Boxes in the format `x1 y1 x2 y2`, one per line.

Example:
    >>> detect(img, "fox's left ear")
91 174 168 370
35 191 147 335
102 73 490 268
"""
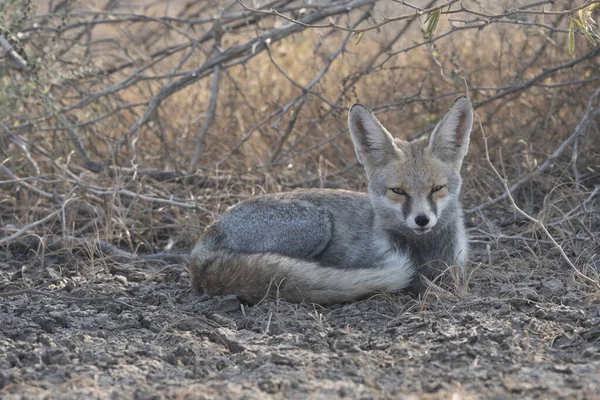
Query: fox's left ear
428 97 473 169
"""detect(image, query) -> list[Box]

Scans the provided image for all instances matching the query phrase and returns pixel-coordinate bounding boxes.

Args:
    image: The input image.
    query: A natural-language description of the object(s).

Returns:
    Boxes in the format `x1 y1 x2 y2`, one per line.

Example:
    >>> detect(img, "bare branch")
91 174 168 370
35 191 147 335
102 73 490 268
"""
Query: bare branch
238 0 597 34
475 94 600 288
470 88 600 213
0 164 61 202
190 62 222 170
0 209 60 246
0 34 29 71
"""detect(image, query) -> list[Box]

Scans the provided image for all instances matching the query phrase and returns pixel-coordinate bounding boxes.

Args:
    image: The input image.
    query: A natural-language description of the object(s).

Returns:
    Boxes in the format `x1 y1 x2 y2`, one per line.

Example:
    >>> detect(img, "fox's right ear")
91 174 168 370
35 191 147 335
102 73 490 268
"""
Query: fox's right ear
348 104 398 177
428 97 473 169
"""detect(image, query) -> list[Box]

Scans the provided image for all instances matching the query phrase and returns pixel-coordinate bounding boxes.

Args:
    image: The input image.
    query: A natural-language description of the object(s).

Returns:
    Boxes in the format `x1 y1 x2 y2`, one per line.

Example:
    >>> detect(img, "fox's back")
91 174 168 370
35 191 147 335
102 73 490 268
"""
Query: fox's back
203 189 384 269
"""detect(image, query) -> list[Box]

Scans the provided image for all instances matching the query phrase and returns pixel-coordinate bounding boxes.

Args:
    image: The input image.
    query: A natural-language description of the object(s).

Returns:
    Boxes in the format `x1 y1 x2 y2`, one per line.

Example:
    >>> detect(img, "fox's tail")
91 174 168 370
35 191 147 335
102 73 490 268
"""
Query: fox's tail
188 247 412 305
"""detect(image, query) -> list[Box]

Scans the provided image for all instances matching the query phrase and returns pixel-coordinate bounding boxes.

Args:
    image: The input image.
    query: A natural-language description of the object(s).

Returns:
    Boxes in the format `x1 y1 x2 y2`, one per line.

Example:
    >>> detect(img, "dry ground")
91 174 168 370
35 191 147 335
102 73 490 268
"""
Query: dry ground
1 188 599 399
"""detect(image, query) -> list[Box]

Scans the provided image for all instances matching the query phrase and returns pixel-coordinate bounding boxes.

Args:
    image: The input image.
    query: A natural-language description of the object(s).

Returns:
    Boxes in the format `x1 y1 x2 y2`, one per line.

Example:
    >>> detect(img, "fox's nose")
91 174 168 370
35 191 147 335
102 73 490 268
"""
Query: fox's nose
415 214 430 227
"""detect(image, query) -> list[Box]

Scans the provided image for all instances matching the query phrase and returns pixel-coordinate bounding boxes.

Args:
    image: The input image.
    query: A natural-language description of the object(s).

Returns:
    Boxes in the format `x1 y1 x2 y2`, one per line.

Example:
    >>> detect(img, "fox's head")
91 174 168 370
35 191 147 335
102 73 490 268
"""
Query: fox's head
348 97 473 235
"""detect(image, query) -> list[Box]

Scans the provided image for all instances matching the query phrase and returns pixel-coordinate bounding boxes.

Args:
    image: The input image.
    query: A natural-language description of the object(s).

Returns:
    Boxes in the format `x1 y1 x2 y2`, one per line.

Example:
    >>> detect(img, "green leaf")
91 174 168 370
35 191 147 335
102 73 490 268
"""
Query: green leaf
575 18 598 46
569 19 575 55
425 9 441 39
355 31 365 46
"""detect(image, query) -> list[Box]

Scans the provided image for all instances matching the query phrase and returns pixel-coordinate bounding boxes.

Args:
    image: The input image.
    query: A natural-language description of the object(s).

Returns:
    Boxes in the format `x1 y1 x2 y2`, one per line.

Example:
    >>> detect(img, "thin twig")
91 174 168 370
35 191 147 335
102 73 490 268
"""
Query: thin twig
190 65 222 170
470 88 600 213
238 0 595 34
476 102 600 288
190 18 224 170
82 186 213 214
0 34 29 71
0 210 61 246
0 164 61 202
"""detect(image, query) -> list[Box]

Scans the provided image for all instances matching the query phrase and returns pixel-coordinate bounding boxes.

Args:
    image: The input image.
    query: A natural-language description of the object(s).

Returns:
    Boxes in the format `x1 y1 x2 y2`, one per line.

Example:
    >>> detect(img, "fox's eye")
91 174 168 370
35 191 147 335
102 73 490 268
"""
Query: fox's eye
390 188 406 196
432 185 445 193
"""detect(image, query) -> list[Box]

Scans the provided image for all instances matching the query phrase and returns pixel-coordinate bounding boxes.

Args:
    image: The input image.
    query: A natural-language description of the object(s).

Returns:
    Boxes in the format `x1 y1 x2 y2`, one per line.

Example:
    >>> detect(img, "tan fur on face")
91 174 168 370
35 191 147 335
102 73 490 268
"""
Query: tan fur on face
432 185 448 202
377 139 450 198
386 191 409 206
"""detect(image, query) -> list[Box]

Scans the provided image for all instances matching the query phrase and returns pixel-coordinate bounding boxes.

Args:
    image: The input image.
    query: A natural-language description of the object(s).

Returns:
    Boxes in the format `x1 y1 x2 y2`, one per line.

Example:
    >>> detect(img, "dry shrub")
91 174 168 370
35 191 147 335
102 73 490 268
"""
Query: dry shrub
0 0 599 293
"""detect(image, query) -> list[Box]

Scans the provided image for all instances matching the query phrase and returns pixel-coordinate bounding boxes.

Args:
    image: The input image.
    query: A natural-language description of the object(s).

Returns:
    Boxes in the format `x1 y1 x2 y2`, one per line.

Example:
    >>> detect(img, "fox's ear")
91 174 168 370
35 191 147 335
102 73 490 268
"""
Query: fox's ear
348 104 398 177
428 97 473 169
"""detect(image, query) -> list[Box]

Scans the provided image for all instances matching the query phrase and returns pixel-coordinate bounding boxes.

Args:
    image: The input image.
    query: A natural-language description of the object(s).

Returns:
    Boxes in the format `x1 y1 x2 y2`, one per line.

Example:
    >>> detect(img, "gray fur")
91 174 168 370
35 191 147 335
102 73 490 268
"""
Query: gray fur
348 104 400 178
428 97 473 168
189 97 474 304
216 197 332 259
201 190 387 270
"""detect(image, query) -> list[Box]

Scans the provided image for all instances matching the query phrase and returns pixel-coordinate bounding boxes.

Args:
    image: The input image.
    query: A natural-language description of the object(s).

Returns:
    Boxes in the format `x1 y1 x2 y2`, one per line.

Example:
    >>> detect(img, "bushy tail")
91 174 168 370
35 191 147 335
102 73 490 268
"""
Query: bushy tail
188 248 412 305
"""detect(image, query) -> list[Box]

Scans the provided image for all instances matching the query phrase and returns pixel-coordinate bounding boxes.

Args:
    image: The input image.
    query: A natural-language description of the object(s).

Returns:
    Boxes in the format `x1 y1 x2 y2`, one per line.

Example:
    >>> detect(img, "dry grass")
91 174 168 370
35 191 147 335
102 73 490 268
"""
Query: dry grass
1 1 599 305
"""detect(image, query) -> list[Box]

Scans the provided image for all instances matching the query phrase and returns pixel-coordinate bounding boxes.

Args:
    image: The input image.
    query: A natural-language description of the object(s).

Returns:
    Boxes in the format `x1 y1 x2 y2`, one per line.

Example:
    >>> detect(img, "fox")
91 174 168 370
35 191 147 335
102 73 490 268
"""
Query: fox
188 97 474 305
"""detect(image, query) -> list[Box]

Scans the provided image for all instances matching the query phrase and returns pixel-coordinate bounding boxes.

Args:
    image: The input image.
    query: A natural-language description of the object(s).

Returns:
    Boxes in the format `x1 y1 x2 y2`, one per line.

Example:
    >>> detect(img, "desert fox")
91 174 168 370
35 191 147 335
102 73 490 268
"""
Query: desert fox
189 97 473 305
